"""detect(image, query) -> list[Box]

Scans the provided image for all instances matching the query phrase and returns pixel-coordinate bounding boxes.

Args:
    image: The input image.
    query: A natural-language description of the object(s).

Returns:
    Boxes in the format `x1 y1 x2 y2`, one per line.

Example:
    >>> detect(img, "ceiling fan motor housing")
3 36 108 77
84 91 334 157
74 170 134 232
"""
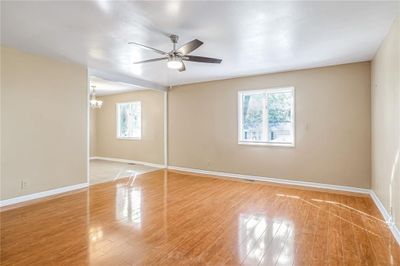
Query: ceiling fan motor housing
170 34 179 44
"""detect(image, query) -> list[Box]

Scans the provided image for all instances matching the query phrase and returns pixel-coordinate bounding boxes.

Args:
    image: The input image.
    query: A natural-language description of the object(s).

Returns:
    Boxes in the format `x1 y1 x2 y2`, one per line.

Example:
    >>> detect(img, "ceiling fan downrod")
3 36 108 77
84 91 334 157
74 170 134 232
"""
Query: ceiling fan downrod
170 34 179 51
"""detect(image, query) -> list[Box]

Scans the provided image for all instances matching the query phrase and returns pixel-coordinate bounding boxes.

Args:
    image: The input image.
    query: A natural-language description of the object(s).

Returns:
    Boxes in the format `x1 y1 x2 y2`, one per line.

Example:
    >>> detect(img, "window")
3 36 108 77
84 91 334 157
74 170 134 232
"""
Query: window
238 87 294 146
116 101 141 139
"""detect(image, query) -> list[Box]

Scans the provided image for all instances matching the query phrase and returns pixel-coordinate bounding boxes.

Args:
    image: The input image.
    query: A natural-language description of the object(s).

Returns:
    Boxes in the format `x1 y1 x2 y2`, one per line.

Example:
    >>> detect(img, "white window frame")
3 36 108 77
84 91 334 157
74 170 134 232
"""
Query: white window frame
116 101 142 140
238 86 295 147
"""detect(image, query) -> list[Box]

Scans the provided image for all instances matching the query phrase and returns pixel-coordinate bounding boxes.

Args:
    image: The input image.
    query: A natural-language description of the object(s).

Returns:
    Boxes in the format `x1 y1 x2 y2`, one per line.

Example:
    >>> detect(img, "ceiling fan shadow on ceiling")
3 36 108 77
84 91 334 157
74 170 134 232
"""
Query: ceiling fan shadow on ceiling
128 34 222 72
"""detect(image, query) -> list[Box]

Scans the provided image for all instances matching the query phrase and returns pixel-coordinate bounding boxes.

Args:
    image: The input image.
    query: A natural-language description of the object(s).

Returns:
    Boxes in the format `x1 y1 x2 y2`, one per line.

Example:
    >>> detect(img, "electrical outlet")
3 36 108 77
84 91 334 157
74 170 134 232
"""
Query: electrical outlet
20 180 28 190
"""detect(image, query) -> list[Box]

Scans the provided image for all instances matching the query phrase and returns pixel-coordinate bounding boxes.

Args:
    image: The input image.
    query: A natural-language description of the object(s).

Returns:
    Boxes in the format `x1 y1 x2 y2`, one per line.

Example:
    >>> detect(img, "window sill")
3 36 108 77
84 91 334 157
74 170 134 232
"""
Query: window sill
238 141 295 148
117 137 141 141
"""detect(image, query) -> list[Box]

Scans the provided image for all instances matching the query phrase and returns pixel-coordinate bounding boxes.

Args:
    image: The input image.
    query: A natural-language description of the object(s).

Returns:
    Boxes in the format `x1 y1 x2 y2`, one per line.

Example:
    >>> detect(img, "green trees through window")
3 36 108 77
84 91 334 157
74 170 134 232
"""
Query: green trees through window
239 87 294 145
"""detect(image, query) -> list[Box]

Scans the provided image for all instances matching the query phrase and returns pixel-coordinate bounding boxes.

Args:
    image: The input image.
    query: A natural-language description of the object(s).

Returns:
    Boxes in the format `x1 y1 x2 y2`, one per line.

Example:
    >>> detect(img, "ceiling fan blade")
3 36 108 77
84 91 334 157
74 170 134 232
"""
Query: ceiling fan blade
183 55 222 64
178 62 186 72
133 57 168 64
128 41 168 55
176 39 203 55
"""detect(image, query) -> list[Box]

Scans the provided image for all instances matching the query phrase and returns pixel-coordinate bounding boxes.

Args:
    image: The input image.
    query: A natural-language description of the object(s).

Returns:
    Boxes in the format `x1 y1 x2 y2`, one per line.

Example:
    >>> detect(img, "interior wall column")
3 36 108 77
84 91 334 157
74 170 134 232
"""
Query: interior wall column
164 89 169 168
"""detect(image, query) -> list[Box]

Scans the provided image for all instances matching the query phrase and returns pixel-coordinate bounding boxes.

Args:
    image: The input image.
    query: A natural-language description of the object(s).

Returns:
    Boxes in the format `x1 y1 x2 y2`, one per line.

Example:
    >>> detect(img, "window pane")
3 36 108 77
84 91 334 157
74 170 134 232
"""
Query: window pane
130 102 141 138
239 88 294 145
117 102 141 139
267 91 293 143
119 104 129 137
241 92 267 142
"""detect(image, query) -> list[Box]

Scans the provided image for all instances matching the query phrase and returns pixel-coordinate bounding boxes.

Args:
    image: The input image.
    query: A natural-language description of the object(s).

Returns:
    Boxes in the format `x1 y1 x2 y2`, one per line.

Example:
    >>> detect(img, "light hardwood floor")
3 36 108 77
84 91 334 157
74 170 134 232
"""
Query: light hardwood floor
90 159 159 184
1 170 399 265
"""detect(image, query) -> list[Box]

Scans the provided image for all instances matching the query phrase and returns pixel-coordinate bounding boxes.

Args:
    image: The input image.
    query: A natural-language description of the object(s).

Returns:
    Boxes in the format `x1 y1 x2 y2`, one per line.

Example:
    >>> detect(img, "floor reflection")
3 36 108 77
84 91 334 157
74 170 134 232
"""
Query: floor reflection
239 213 294 265
273 222 294 266
89 226 104 242
116 184 142 229
239 213 267 263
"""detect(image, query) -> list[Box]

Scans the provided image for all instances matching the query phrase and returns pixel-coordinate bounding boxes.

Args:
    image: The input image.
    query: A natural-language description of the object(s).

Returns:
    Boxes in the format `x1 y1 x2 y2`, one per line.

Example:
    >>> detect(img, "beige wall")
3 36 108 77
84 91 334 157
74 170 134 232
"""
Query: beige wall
90 109 97 157
95 90 164 165
371 17 400 229
169 62 371 188
1 46 88 200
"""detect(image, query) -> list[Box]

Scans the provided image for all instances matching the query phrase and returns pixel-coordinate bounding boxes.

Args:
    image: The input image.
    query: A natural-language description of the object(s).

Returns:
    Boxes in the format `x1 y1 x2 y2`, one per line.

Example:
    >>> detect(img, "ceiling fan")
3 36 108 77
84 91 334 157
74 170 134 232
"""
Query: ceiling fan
128 35 222 72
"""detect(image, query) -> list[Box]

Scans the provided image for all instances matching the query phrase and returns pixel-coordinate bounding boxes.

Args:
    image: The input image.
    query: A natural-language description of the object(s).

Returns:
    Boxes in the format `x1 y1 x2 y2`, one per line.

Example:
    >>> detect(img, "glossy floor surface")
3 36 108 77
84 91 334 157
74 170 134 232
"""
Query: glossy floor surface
90 159 159 185
1 170 399 265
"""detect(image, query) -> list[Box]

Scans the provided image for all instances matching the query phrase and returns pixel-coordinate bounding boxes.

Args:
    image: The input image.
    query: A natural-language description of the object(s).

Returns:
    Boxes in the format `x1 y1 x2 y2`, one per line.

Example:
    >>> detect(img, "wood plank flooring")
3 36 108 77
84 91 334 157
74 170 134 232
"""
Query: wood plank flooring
1 169 399 265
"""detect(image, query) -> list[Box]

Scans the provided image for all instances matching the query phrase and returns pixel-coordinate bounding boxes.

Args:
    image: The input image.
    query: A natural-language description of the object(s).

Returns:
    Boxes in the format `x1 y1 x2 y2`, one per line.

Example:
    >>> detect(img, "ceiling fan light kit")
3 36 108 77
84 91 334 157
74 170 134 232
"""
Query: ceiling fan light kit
129 34 222 72
167 55 183 69
90 85 103 109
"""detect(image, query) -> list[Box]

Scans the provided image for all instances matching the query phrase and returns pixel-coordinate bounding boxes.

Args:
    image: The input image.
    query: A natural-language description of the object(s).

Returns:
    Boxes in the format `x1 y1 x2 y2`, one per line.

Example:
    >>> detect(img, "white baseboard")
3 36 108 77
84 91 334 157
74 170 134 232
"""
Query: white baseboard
392 223 400 245
92 156 164 169
0 182 88 208
369 190 392 222
370 190 400 244
167 165 370 194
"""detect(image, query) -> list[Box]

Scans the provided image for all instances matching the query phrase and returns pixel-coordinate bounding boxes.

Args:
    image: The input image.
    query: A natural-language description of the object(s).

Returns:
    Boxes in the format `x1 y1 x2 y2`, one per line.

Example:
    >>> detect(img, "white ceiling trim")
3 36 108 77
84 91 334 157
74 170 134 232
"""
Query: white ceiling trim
88 68 167 92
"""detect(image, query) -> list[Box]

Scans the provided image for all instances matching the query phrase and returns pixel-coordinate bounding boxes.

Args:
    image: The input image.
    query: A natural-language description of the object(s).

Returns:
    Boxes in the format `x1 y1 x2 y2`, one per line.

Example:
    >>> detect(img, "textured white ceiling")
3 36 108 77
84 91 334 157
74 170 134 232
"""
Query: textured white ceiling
1 1 399 91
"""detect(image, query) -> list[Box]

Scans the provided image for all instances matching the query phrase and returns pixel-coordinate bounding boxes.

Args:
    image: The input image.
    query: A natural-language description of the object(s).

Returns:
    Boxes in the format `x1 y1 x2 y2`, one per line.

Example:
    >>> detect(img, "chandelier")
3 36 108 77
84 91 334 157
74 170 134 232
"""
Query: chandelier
90 85 103 109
